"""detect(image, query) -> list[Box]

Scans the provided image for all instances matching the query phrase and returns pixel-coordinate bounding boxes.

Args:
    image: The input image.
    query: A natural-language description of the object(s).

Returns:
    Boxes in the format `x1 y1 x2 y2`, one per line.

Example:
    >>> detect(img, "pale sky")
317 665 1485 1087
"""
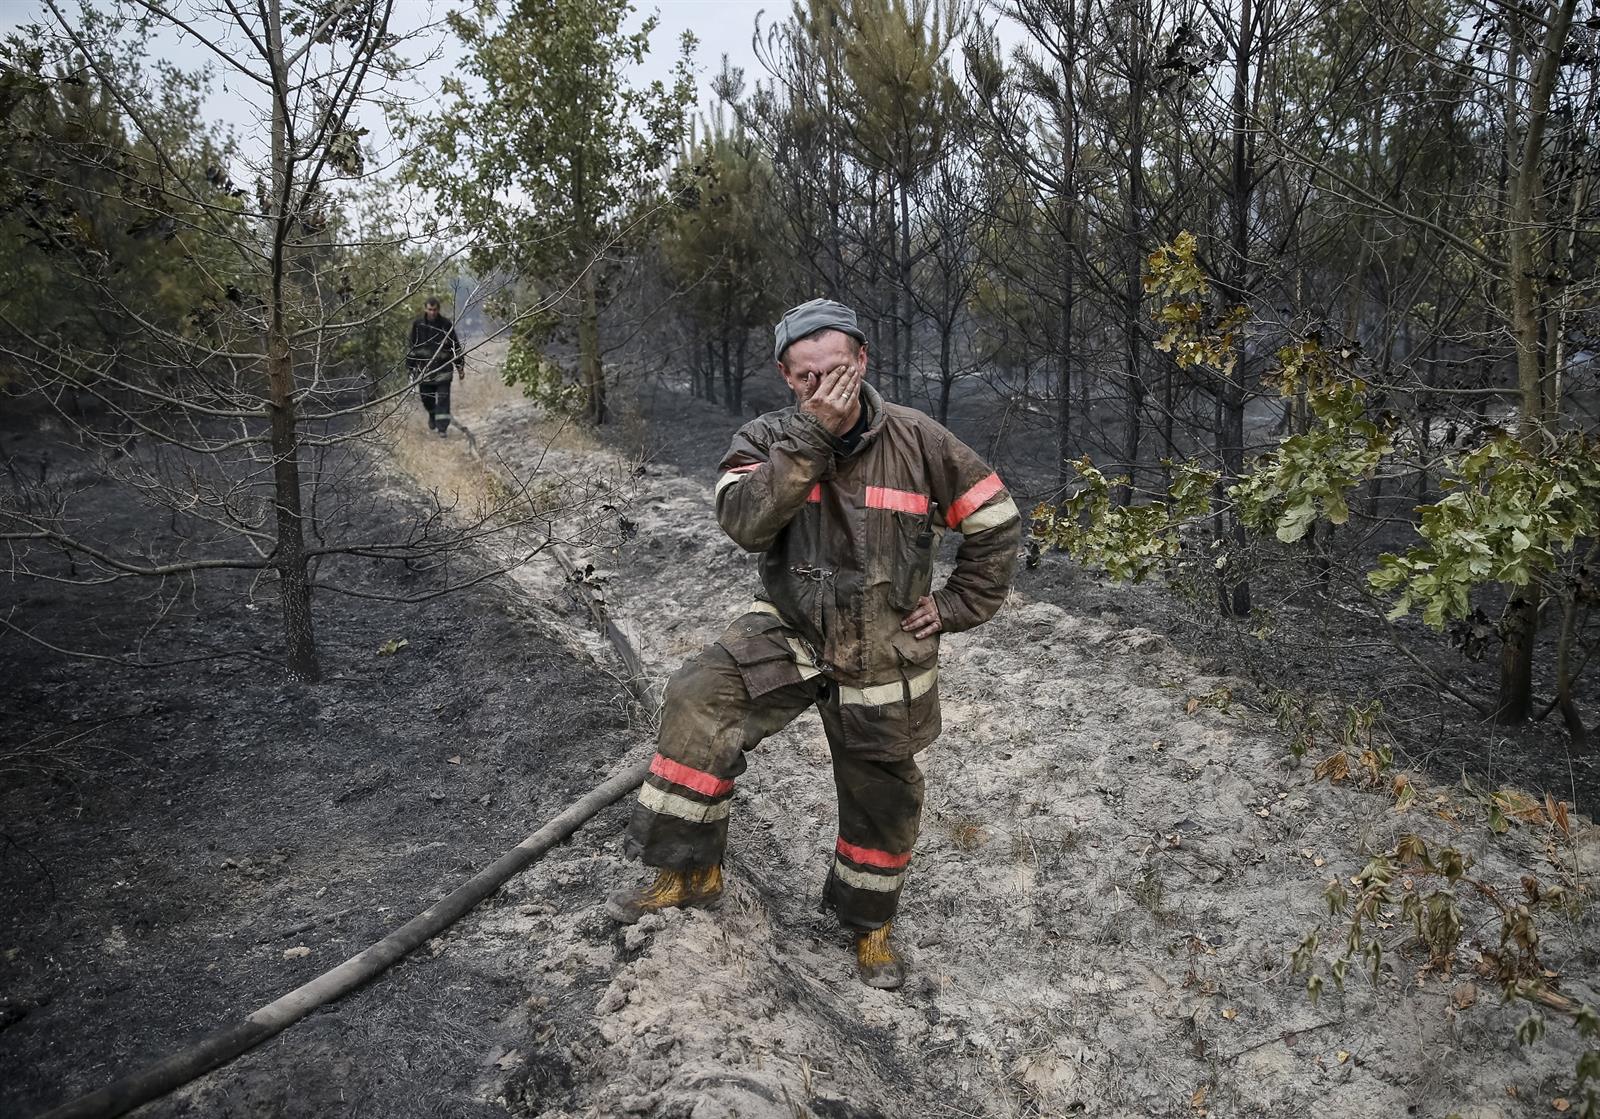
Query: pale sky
0 0 776 159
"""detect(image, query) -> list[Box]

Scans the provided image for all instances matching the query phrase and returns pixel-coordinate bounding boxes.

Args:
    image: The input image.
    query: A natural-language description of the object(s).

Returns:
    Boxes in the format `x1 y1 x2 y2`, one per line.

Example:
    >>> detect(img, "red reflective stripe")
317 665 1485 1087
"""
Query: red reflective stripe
864 486 930 515
835 837 912 869
728 463 761 474
807 484 822 503
650 754 734 797
947 472 1006 527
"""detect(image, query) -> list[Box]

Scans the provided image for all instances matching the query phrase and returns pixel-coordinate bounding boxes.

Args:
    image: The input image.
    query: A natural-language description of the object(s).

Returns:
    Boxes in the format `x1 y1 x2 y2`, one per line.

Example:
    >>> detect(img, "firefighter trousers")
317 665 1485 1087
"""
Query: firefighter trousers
623 614 927 930
418 378 452 431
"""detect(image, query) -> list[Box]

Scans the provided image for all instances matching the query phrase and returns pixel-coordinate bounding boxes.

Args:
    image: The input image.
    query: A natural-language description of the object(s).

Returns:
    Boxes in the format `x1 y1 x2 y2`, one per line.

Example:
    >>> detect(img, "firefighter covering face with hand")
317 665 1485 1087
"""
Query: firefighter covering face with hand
608 298 1021 989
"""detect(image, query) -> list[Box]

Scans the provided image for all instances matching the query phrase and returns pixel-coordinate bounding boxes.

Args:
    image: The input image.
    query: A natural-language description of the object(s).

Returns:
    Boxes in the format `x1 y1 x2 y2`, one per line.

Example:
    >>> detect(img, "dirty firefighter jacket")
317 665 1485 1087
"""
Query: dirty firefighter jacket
407 314 462 383
713 383 1020 754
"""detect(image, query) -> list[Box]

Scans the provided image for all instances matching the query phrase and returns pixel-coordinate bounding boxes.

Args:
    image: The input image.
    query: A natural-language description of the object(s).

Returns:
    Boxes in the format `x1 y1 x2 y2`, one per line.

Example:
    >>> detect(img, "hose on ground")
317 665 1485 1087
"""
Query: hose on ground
37 756 649 1119
36 418 658 1119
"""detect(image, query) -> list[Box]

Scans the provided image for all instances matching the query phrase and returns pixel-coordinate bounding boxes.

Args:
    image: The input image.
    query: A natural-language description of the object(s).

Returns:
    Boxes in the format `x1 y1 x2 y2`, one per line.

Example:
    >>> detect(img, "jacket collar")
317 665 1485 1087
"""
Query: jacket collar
847 382 890 455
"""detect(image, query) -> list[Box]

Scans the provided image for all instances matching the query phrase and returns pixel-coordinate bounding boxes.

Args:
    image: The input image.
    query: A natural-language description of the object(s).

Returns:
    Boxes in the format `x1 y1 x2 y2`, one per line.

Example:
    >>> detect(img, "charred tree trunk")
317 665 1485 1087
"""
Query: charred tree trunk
1057 237 1075 489
265 0 319 682
937 320 954 425
579 263 605 426
897 179 914 405
1217 0 1255 619
732 331 747 416
1498 0 1576 722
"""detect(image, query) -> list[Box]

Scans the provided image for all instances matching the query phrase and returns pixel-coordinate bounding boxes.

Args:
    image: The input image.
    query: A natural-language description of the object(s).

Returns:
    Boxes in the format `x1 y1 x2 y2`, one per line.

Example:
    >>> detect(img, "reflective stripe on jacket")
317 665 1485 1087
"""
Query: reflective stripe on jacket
714 382 1020 686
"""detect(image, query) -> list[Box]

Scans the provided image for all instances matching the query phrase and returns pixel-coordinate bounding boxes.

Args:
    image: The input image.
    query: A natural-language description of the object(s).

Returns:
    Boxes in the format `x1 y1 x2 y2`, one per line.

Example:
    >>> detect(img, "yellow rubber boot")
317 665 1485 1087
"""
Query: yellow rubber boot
854 922 906 990
605 865 724 925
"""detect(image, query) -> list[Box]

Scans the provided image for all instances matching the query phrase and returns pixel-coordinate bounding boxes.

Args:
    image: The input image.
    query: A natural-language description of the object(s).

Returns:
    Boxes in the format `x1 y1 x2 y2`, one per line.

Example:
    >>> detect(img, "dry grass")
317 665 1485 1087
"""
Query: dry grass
948 818 989 852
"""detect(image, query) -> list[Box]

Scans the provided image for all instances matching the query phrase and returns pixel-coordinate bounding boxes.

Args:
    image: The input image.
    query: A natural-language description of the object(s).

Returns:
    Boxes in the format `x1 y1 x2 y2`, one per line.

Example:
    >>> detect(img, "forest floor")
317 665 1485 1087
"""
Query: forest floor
2 353 1598 1119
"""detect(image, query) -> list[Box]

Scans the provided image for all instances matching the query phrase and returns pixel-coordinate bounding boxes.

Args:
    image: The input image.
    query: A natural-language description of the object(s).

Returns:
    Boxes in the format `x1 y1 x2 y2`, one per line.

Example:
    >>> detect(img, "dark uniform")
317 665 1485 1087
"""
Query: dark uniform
624 381 1021 929
408 312 463 434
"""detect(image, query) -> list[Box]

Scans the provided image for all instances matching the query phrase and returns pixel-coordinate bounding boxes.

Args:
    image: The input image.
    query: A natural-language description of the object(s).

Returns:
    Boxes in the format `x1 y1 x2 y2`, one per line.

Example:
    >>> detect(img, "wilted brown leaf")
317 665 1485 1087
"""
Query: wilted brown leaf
1392 774 1417 810
1336 1050 1350 1064
1220 1007 1238 1021
1546 795 1571 837
1314 752 1351 783
1553 1098 1570 1112
1453 983 1478 1010
1190 1084 1208 1111
1186 697 1201 716
1493 787 1545 824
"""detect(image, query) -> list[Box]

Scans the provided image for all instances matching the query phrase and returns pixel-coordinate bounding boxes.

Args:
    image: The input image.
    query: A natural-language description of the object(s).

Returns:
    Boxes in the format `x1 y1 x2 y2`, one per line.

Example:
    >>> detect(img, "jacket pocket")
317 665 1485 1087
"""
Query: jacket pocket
887 510 936 612
895 645 940 737
716 614 807 698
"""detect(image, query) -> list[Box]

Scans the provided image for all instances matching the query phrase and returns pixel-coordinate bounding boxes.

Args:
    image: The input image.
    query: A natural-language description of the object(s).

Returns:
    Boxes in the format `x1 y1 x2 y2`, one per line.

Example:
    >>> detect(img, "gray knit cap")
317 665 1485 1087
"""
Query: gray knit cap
773 298 867 361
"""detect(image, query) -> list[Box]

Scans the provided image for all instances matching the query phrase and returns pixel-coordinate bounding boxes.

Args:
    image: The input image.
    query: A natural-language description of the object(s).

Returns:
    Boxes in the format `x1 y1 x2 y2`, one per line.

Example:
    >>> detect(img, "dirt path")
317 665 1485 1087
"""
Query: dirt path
392 365 1600 1118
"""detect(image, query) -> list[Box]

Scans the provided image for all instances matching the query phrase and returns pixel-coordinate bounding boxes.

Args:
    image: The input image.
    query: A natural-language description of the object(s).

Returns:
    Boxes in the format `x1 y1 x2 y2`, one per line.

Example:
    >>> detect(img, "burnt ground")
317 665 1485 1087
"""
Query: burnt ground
0 353 1595 1119
0 403 640 1117
617 370 1600 815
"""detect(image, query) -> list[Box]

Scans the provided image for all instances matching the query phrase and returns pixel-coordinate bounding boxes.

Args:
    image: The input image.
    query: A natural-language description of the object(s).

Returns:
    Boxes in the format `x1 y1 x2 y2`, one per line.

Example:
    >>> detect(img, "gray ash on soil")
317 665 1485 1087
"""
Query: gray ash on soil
0 419 638 1118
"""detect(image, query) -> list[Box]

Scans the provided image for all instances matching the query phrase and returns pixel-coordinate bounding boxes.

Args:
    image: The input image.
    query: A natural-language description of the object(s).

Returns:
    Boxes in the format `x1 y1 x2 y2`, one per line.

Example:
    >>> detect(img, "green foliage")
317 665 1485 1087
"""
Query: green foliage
1039 234 1596 734
503 331 584 415
1041 236 1393 585
1029 457 1217 583
1369 432 1600 628
412 0 696 417
1232 373 1395 544
0 27 242 381
1143 231 1248 375
422 0 695 260
829 0 963 183
658 97 785 405
320 186 433 390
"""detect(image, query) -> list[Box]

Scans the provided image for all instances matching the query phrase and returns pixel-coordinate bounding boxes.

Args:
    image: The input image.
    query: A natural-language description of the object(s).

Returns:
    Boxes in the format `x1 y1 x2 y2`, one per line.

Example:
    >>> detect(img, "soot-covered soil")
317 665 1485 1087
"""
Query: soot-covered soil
0 396 639 1117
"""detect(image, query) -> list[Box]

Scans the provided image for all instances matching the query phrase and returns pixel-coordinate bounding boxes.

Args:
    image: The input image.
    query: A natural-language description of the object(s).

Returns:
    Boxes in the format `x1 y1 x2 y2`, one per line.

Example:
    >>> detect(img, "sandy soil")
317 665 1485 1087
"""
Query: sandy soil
464 376 1600 1118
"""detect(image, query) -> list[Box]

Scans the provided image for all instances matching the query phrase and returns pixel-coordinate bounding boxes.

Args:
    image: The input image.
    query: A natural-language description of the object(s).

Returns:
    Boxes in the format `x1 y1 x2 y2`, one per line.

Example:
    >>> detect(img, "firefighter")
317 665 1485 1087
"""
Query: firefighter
408 297 465 437
607 299 1021 989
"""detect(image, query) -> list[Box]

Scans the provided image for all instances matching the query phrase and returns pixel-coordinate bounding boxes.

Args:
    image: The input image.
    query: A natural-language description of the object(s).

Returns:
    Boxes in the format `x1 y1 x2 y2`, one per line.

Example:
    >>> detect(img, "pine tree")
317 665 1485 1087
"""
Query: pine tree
416 0 695 425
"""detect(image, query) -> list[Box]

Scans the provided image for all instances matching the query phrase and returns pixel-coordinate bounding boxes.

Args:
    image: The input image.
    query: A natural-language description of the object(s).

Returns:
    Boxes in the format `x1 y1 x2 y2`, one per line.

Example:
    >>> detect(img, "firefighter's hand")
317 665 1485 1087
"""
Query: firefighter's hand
800 363 863 435
900 595 942 640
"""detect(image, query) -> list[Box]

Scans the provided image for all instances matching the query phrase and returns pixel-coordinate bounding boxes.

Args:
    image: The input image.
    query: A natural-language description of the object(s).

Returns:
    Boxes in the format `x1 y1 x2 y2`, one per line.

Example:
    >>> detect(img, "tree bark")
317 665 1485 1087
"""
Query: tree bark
1553 587 1588 749
573 145 605 426
1217 0 1255 619
898 179 914 405
265 0 319 682
732 330 747 416
579 263 605 425
1057 201 1075 489
937 318 953 425
1116 28 1147 509
1497 0 1577 722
